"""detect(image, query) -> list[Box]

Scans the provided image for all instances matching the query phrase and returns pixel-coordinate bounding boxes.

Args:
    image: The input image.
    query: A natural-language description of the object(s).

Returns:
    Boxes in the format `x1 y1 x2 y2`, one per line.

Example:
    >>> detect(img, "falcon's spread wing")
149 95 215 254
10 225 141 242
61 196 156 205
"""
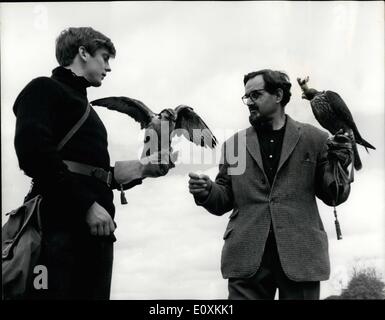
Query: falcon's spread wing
173 105 217 148
91 96 155 129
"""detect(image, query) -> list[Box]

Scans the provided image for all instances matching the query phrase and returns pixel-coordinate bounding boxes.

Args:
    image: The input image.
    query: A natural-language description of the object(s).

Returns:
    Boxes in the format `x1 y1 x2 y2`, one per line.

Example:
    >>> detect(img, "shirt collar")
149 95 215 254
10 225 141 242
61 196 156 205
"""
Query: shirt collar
254 114 287 134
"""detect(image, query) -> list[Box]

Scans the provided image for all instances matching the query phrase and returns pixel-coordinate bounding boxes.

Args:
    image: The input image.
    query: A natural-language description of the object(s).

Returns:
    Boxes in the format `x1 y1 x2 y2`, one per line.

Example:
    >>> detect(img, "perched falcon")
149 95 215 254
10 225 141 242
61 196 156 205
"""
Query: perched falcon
91 96 217 165
297 76 375 170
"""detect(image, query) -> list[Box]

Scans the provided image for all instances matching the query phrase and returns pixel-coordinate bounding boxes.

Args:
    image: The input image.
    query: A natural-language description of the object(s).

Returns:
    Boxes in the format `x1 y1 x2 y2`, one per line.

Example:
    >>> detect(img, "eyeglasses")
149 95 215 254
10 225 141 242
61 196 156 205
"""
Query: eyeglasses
241 89 266 105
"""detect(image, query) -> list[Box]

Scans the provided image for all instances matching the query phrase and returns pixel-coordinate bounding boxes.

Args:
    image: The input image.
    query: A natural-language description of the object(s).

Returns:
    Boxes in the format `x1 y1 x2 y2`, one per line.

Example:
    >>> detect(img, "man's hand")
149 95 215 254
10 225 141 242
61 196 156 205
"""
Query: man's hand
141 149 179 178
188 172 212 201
327 130 353 168
85 202 116 236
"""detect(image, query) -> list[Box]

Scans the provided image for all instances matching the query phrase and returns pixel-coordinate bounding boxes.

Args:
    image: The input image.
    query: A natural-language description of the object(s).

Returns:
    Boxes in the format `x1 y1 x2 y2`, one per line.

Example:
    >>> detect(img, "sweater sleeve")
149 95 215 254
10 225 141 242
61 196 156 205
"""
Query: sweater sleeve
14 77 98 216
109 165 143 191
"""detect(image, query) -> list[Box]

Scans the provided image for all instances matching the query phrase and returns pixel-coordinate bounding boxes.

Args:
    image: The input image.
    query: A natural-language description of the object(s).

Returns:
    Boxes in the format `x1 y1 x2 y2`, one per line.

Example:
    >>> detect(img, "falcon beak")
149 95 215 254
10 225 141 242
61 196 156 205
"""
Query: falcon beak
301 93 306 99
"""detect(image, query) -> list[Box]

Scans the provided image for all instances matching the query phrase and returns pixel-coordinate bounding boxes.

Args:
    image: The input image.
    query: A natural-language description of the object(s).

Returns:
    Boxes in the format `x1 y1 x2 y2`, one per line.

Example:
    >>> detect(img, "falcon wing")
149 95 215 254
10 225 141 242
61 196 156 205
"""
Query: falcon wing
173 105 217 148
325 91 358 131
91 96 155 129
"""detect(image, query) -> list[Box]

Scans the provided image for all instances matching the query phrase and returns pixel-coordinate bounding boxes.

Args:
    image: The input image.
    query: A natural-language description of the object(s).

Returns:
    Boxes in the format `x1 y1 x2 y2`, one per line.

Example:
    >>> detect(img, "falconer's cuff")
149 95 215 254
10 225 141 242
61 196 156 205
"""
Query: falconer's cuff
114 160 144 185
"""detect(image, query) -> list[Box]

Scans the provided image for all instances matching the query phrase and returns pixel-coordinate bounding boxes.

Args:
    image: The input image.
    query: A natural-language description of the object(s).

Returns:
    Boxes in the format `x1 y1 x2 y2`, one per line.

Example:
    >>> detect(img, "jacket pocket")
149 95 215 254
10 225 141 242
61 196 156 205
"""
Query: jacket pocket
301 159 316 167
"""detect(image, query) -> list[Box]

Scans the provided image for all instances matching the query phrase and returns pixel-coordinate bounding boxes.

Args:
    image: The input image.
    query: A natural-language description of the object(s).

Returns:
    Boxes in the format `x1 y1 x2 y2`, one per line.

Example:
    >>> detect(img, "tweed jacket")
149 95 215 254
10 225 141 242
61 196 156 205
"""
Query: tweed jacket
196 115 350 282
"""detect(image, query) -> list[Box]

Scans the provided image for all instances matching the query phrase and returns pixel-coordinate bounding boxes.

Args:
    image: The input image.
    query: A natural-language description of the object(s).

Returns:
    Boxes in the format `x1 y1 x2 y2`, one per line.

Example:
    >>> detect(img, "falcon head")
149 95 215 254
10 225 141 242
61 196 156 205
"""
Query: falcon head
297 77 319 101
301 88 318 100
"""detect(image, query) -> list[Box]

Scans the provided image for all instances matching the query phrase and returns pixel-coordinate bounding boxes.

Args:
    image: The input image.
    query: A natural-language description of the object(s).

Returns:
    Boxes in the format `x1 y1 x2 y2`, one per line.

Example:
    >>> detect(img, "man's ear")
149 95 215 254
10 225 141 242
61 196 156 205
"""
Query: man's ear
275 88 284 104
78 46 89 62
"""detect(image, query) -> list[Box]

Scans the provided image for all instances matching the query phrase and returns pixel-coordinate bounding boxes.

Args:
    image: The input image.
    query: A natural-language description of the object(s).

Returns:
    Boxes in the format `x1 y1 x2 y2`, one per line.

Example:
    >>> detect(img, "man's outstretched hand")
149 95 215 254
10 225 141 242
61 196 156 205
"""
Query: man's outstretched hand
114 149 179 185
188 172 212 202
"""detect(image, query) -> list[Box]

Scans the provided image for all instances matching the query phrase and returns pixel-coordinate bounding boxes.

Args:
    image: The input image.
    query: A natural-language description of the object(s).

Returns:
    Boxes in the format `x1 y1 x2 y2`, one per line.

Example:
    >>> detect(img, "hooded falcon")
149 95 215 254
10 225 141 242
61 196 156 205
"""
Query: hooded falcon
91 96 217 166
297 76 375 170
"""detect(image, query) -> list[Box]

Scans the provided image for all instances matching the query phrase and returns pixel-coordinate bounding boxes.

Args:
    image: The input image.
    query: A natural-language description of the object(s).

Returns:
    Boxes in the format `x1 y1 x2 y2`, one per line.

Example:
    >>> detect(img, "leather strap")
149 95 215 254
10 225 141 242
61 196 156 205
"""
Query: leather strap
63 160 112 187
27 104 91 193
57 104 91 151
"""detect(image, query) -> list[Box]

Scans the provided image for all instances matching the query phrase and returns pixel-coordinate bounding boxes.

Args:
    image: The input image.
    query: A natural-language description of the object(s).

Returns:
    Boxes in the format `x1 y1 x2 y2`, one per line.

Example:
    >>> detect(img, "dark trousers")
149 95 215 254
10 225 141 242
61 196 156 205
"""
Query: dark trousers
228 230 320 300
26 230 114 300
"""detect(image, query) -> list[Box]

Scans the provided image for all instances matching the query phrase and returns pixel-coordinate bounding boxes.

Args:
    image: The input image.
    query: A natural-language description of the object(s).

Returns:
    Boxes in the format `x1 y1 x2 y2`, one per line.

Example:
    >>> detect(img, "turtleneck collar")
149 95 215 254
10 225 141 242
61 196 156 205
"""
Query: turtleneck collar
51 66 91 95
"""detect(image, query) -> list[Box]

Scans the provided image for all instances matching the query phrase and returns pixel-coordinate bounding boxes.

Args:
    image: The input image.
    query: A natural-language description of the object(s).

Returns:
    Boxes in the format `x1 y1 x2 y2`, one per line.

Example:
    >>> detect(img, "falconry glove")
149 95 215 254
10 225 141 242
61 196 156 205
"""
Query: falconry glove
114 149 178 205
324 132 354 240
114 149 178 183
326 131 353 170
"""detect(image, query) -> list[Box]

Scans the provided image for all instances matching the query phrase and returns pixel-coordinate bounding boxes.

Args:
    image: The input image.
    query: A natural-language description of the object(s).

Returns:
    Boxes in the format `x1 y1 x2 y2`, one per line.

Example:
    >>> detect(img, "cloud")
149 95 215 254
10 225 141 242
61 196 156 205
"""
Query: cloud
110 172 230 299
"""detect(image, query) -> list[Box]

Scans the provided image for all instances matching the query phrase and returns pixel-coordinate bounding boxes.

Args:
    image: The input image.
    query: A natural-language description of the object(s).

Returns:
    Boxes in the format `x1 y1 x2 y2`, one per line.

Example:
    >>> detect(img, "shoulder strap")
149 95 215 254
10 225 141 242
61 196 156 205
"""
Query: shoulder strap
56 103 91 151
23 104 91 205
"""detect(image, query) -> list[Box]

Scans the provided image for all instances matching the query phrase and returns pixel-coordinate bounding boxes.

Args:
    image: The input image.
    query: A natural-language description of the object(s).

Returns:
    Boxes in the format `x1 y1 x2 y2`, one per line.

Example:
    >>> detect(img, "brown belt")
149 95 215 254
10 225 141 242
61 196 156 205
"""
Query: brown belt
63 160 112 187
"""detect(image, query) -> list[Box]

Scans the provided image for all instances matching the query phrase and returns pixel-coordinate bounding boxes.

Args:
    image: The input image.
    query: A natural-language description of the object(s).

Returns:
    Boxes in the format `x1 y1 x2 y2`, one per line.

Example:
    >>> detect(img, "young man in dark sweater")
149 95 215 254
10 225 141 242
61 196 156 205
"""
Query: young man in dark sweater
13 27 174 299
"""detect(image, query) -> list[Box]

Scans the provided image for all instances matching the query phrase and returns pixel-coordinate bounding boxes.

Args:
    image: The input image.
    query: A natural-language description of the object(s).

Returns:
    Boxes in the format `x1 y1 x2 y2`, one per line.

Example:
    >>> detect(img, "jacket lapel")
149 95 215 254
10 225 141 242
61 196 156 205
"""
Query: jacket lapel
277 115 301 173
246 126 265 174
245 115 301 176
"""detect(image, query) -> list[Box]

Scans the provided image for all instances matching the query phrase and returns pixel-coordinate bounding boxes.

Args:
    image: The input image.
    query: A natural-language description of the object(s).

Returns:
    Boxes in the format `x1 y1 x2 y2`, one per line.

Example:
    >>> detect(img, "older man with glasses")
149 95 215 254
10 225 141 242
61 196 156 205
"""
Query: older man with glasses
188 69 353 300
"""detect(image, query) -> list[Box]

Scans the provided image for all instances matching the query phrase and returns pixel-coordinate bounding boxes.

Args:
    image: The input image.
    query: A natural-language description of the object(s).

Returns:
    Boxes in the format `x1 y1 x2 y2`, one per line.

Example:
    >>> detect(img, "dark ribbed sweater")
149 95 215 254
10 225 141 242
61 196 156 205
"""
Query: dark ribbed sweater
13 66 141 234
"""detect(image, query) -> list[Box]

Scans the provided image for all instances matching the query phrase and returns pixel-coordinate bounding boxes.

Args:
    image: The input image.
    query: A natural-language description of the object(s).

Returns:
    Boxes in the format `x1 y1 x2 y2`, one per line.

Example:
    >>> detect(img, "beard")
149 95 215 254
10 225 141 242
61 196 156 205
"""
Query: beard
248 112 273 131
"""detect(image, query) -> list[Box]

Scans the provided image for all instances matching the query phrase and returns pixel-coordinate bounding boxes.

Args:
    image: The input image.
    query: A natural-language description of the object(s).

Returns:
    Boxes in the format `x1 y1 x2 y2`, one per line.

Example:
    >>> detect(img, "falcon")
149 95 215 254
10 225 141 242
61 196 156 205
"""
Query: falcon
91 96 217 166
297 76 375 170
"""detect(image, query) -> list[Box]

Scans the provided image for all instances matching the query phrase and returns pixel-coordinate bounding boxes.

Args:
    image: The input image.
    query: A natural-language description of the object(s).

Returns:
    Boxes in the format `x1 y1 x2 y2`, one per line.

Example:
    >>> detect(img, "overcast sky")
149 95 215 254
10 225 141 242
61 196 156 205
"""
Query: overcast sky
1 1 384 299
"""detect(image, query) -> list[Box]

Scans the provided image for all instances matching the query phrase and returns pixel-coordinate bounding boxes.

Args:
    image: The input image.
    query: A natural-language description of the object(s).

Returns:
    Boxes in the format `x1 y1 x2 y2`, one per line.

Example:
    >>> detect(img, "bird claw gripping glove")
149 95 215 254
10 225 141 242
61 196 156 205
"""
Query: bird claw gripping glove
140 149 179 178
326 131 353 169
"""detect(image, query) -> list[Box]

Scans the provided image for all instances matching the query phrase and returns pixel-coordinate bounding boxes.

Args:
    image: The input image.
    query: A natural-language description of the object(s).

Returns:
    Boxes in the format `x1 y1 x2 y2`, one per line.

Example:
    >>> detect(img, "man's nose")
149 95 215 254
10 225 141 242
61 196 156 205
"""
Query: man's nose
247 100 257 107
105 62 111 72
